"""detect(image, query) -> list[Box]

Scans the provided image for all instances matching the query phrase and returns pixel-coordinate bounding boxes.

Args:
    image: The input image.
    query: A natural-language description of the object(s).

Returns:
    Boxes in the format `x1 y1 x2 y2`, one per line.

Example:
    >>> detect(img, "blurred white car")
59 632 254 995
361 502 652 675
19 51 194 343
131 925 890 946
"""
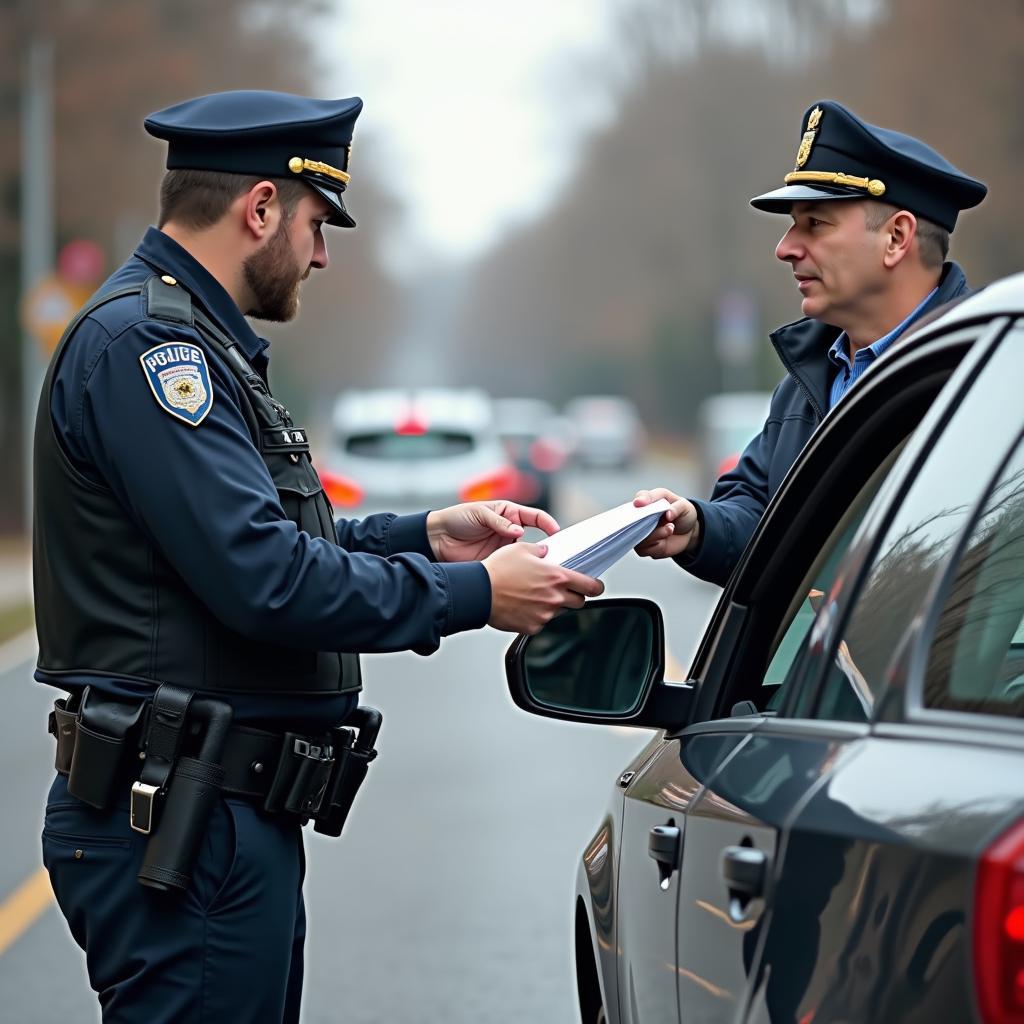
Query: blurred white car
564 396 645 469
320 389 518 516
697 391 773 493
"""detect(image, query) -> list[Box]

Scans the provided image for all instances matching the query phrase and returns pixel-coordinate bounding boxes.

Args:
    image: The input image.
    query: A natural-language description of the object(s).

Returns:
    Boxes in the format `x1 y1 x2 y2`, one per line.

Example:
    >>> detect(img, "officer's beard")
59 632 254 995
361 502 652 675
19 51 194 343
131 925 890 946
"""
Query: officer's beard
242 219 307 322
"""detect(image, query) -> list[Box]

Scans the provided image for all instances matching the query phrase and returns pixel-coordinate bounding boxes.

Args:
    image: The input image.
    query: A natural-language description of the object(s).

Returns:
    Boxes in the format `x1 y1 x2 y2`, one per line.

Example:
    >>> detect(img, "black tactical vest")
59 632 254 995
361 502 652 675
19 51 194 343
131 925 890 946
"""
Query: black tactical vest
33 275 361 698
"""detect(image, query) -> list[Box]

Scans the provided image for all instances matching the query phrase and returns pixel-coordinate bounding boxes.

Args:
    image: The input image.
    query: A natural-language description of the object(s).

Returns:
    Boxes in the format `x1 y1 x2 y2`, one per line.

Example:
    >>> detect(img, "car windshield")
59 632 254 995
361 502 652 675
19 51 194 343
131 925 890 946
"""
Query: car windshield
342 431 475 460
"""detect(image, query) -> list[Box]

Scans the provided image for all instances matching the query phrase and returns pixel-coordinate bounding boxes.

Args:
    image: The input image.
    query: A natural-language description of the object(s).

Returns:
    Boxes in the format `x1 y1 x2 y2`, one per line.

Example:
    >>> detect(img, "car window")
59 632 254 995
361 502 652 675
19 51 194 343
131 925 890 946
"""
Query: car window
343 431 475 459
813 327 1024 723
922 436 1024 717
761 446 904 714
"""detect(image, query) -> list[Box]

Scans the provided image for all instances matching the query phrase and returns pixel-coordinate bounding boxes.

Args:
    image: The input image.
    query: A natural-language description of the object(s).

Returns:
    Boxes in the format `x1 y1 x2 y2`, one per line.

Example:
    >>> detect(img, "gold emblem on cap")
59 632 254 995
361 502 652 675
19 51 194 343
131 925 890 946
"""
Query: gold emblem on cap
287 156 350 185
794 107 823 169
160 275 177 286
784 170 886 197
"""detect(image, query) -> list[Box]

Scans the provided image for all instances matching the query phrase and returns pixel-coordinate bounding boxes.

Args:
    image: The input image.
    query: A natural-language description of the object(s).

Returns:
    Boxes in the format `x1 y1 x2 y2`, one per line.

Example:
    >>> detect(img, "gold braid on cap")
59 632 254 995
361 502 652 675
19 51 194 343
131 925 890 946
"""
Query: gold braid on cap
288 156 350 185
784 170 886 197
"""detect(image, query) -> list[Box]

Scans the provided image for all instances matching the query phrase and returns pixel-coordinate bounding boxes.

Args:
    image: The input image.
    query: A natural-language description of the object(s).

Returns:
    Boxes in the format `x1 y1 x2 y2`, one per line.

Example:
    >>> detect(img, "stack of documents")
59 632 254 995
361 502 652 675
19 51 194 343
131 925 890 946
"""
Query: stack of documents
542 499 670 578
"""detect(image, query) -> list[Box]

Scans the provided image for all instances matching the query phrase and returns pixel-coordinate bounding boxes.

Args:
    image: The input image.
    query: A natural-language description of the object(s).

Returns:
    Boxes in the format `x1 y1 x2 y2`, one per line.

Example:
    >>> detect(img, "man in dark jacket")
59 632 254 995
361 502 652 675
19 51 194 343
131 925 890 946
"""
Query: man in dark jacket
635 100 987 587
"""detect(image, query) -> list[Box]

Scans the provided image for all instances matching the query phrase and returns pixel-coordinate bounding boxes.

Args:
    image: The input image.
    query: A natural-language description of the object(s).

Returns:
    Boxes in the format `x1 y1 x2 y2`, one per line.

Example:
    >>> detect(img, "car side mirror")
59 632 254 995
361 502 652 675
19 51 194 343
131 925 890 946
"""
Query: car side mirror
505 598 694 729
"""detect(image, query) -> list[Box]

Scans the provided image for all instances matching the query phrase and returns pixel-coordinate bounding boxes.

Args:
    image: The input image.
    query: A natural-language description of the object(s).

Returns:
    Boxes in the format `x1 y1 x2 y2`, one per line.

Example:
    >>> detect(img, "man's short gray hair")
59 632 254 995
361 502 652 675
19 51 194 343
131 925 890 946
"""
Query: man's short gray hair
863 200 949 269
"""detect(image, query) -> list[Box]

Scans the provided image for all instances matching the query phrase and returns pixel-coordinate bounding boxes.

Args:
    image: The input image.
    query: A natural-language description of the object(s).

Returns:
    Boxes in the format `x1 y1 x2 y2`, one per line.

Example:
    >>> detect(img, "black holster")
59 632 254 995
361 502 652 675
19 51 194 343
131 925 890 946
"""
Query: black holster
137 695 232 894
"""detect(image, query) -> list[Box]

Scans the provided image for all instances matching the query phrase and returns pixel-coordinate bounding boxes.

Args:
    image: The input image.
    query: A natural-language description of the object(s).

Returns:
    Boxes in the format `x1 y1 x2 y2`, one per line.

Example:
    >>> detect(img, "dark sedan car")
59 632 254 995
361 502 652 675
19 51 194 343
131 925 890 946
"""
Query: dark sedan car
507 273 1024 1024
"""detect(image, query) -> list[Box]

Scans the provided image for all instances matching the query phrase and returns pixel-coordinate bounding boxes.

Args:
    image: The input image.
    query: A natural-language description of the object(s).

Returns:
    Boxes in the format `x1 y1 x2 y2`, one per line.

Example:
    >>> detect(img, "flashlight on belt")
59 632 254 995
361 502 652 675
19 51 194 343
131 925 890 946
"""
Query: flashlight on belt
137 696 232 894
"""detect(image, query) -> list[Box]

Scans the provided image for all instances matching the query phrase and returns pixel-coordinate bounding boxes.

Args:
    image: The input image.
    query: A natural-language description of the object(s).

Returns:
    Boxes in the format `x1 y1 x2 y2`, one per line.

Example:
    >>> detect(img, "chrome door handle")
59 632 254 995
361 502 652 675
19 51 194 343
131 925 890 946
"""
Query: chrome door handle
648 825 681 889
721 845 768 921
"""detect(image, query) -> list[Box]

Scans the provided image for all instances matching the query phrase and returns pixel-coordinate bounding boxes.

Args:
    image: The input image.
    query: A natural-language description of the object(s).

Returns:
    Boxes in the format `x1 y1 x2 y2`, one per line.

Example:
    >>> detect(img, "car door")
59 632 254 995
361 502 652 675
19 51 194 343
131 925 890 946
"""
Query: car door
616 729 750 1023
671 447 899 1021
741 319 1024 1024
664 318 1008 1023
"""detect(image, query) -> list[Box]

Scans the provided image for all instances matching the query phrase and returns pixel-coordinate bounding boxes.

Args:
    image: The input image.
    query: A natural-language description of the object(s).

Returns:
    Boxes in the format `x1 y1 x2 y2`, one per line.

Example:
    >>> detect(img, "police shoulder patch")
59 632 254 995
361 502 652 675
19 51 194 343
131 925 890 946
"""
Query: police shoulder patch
139 341 214 426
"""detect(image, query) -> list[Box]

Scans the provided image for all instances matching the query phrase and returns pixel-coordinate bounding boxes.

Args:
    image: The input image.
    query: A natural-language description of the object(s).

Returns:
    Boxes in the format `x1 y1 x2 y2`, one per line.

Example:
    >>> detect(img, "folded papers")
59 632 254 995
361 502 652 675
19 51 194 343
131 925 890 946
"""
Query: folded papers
542 499 671 578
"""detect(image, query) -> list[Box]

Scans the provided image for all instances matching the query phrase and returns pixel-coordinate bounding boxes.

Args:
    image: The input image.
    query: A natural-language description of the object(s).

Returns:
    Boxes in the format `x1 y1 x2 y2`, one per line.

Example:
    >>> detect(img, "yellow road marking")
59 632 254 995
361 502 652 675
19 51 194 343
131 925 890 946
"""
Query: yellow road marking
0 869 54 956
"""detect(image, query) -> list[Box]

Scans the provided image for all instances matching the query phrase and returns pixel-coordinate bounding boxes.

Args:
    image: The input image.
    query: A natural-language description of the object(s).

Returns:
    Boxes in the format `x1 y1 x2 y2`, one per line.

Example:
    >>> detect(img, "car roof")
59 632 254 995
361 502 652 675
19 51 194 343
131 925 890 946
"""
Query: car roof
332 388 494 433
904 270 1024 343
494 397 557 426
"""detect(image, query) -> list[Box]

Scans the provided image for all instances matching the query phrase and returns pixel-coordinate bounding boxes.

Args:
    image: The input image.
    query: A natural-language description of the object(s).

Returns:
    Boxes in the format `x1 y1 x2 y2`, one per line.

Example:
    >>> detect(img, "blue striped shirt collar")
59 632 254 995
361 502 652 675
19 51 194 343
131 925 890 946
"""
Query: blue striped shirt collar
827 286 938 410
828 286 939 371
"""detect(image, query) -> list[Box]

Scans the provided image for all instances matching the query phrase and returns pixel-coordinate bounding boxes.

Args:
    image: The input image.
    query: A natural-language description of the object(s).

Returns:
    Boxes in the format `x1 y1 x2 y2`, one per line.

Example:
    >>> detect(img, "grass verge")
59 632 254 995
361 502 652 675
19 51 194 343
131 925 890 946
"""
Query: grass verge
0 602 34 646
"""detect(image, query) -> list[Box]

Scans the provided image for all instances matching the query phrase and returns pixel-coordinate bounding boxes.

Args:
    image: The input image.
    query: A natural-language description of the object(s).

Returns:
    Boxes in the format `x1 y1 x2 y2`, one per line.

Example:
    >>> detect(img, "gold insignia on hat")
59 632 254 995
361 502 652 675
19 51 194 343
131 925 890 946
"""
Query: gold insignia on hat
795 105 823 169
784 170 886 197
288 156 350 185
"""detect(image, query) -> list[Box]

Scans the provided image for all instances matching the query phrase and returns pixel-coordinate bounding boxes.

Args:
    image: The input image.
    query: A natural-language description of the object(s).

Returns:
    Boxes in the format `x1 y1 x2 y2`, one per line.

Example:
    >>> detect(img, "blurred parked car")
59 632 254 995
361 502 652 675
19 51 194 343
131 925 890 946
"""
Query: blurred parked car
321 388 517 516
697 390 773 494
565 396 645 469
506 273 1024 1023
494 397 573 514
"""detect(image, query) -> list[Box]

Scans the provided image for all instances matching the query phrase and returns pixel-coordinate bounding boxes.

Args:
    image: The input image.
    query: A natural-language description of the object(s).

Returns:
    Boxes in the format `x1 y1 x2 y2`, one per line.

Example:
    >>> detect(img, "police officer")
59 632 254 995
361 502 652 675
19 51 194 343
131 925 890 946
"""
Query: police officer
633 99 987 585
35 90 603 1023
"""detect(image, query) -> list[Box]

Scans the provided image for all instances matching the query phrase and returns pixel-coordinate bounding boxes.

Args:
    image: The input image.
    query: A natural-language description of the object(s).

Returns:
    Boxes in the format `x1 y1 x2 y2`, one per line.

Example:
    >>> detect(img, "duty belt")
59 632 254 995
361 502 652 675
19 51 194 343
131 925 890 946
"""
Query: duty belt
49 688 381 840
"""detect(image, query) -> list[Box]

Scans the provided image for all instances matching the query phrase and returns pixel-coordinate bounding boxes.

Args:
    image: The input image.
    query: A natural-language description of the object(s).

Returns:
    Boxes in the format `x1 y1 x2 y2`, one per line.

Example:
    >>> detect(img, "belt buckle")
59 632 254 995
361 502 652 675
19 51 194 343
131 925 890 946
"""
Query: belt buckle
130 781 160 835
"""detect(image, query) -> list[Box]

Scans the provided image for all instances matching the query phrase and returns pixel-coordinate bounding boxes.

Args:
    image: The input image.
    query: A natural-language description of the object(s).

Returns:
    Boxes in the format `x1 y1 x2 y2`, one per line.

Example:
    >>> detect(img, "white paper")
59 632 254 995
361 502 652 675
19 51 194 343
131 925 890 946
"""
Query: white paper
542 499 670 578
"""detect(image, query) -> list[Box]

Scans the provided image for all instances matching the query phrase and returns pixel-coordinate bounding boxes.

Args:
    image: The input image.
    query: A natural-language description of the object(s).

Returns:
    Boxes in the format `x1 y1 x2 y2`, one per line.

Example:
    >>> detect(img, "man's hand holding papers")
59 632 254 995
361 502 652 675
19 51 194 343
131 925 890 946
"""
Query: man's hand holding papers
541 498 673 578
632 488 701 560
484 542 605 634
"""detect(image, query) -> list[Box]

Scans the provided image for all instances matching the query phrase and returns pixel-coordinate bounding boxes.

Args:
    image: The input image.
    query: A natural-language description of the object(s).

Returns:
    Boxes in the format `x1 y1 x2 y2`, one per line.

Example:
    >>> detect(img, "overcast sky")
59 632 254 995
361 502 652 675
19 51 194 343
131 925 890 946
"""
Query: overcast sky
326 0 620 272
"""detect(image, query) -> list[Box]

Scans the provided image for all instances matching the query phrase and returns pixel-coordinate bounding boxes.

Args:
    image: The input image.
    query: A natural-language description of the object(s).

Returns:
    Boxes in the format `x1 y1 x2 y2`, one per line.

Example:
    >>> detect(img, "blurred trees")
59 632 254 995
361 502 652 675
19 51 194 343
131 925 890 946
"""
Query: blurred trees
1 0 403 530
452 0 1023 434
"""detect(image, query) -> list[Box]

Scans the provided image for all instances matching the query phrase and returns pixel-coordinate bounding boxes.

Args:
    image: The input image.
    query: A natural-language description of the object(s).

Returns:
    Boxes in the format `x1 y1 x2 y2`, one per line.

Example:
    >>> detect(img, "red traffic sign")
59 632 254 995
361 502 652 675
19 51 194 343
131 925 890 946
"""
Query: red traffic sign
58 239 105 286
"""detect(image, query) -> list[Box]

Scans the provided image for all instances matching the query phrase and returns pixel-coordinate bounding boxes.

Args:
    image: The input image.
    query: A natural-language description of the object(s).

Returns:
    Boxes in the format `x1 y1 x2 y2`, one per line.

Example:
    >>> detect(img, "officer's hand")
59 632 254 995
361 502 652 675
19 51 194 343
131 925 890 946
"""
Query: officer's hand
426 501 560 563
483 542 604 634
633 488 700 559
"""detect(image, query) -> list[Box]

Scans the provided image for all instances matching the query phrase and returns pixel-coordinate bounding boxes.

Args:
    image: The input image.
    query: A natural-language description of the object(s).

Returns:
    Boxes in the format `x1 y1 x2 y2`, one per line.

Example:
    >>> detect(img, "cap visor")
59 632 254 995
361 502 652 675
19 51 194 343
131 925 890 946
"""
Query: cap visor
750 183 868 213
308 181 356 228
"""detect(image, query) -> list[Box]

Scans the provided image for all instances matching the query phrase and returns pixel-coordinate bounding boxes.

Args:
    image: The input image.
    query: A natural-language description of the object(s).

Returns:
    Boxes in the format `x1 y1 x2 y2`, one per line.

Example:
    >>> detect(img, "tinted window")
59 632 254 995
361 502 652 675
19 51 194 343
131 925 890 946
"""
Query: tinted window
923 438 1024 717
762 447 903 715
343 431 475 459
817 326 1023 722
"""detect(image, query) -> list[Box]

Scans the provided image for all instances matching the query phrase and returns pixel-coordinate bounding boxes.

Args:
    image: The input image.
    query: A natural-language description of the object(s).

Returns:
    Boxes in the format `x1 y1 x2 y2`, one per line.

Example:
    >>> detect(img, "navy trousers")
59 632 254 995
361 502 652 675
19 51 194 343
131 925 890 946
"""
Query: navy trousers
42 774 306 1023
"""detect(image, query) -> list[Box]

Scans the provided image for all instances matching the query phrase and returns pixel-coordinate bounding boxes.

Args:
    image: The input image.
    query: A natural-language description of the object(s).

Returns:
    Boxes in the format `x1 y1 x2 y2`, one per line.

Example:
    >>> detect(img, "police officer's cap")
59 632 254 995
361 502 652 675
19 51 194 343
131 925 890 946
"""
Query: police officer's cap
750 100 986 232
145 91 363 228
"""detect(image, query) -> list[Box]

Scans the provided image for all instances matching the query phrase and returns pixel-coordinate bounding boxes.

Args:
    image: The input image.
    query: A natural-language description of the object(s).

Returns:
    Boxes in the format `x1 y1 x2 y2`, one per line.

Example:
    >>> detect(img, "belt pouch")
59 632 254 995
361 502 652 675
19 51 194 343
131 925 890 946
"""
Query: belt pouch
49 699 78 775
263 733 335 819
314 707 381 838
138 697 232 895
313 729 365 837
67 688 145 809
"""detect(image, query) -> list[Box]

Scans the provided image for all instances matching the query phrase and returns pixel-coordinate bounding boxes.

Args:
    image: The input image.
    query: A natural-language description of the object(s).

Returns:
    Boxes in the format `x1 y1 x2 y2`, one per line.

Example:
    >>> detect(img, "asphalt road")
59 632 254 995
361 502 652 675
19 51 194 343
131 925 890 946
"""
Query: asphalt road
0 456 721 1023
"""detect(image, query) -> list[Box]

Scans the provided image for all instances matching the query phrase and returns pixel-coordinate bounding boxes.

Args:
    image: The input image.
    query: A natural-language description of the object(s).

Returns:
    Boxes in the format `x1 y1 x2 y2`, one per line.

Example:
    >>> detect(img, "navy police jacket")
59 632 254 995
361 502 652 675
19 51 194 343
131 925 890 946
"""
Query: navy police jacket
34 228 491 727
681 261 970 587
